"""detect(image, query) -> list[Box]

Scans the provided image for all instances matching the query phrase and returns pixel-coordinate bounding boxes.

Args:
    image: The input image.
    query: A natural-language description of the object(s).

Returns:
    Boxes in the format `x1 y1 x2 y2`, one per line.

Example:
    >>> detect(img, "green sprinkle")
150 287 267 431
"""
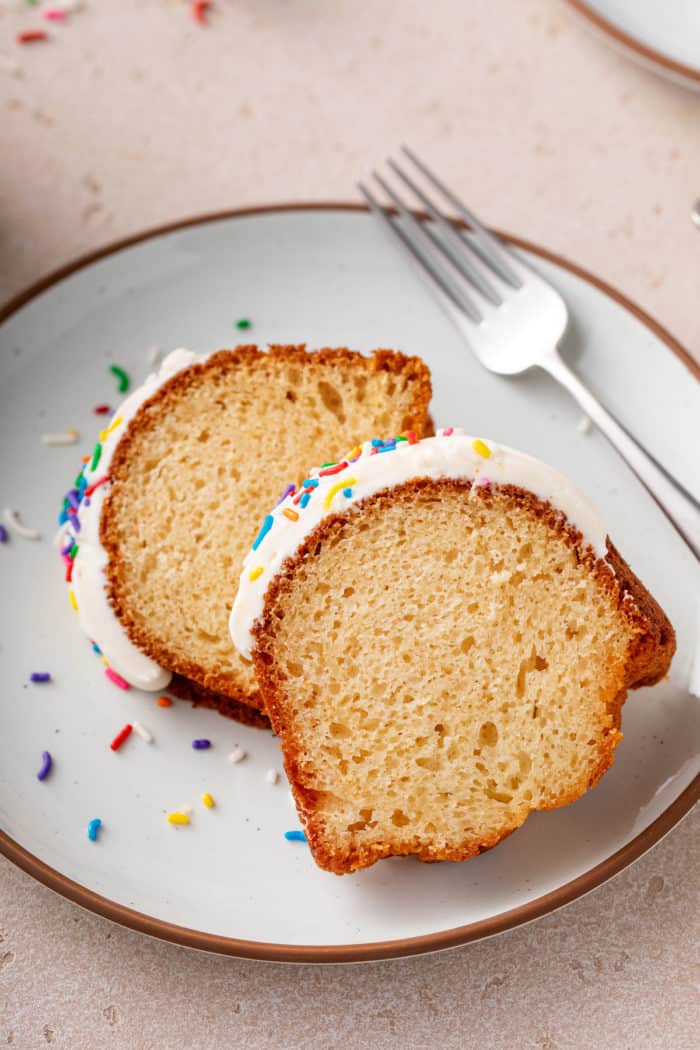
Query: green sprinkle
235 318 251 330
70 544 79 559
73 473 84 488
320 462 336 468
90 442 102 472
109 365 130 393
395 435 408 443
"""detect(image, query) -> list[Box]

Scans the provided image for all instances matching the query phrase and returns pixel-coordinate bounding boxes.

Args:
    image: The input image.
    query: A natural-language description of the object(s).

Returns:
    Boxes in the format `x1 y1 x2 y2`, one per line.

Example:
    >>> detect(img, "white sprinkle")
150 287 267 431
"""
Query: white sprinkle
265 768 280 785
132 721 153 743
3 508 41 540
228 748 247 764
577 415 592 435
146 344 163 367
41 428 79 447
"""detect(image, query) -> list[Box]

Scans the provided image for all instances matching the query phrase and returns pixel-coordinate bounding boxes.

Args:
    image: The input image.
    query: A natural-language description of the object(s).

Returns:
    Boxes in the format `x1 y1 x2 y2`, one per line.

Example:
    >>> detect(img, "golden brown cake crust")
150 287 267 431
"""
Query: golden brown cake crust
167 674 271 729
100 345 433 711
251 477 675 875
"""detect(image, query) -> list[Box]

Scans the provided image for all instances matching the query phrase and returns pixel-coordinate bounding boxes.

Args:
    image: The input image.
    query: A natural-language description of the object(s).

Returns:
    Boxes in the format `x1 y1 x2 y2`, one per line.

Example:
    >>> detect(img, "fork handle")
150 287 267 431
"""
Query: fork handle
541 349 700 562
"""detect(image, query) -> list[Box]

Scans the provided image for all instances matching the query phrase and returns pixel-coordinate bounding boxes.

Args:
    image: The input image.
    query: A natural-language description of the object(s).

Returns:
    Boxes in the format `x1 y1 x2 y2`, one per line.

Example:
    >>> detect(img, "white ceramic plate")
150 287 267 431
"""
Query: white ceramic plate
1 205 698 963
566 0 700 89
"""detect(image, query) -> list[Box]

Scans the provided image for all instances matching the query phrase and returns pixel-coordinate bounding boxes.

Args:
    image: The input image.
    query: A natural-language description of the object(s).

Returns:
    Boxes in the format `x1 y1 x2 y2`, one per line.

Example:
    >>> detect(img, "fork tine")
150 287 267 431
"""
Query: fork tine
358 182 482 324
387 157 502 306
370 172 483 324
401 145 522 289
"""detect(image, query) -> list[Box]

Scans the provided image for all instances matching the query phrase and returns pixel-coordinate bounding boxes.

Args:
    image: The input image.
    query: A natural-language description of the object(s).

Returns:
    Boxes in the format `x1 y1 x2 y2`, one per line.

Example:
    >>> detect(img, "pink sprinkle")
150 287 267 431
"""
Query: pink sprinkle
105 667 130 690
476 476 490 487
443 427 454 436
42 8 67 20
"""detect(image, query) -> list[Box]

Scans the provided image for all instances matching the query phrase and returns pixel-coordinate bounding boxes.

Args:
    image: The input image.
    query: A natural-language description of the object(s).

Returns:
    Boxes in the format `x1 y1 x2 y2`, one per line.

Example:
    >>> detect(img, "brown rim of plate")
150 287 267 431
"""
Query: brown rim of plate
0 202 698 964
564 0 700 86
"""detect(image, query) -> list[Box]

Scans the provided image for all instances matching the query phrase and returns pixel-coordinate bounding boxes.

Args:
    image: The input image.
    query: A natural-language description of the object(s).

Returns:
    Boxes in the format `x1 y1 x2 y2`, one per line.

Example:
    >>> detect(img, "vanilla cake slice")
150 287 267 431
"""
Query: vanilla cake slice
230 428 675 873
57 345 432 717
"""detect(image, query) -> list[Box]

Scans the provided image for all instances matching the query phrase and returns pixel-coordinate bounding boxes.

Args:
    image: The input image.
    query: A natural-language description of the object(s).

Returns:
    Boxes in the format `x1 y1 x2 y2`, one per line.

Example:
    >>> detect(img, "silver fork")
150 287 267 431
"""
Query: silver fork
359 146 700 562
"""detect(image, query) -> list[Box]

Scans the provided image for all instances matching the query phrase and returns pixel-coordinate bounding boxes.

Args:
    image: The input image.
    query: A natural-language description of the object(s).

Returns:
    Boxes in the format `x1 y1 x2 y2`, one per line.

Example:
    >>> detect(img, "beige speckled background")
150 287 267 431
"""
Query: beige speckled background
1 1 699 1047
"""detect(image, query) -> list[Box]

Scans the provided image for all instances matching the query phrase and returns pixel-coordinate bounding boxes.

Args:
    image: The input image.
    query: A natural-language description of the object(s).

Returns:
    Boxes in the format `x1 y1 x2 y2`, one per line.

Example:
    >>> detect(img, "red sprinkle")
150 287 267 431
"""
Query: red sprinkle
65 560 73 583
93 404 111 415
84 475 110 498
318 461 348 477
406 430 418 445
443 427 454 436
17 30 48 44
191 0 210 25
110 724 133 751
156 696 173 708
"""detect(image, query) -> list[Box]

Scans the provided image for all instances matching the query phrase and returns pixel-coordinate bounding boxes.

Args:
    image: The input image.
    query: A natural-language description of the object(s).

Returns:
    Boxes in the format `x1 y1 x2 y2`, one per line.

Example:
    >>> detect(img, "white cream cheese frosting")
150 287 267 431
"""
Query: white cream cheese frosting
58 349 202 690
229 427 609 660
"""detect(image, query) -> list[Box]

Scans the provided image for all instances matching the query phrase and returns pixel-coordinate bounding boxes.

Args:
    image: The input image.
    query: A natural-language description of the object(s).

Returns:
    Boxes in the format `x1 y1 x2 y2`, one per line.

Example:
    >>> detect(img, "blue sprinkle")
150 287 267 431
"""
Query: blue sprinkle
301 478 319 488
87 818 102 842
0 524 8 543
284 830 307 842
377 444 396 453
77 474 88 497
342 488 353 498
30 672 51 683
252 514 274 551
92 642 102 654
371 439 385 448
58 508 69 526
36 751 52 782
276 483 296 506
299 492 311 509
192 739 211 750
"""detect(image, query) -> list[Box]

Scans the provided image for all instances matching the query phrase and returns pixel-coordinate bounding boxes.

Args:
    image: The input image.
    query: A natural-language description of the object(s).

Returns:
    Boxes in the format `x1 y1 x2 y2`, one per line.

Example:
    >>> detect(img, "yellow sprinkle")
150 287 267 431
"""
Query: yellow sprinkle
472 439 492 459
167 811 190 825
99 416 123 442
201 792 215 808
324 477 357 510
68 589 78 612
101 655 109 666
67 428 78 438
282 508 299 522
248 565 263 582
345 446 362 461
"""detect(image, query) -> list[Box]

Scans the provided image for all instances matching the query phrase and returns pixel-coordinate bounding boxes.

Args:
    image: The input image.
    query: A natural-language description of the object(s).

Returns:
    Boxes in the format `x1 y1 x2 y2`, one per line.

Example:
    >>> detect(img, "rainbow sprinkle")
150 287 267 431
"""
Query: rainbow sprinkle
0 524 7 543
167 811 190 826
110 724 133 751
201 792 215 808
105 667 130 690
192 739 211 750
324 477 357 510
30 672 51 683
109 365 130 393
284 830 307 842
235 317 251 330
252 514 274 551
157 696 173 708
36 751 52 781
87 818 102 842
249 566 264 582
472 438 492 459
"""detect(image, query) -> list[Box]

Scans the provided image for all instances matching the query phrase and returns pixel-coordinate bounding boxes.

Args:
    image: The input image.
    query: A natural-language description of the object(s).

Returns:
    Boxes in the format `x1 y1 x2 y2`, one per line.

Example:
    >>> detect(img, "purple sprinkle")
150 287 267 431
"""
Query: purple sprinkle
37 751 52 781
30 672 51 683
66 490 80 510
83 498 91 507
60 539 74 556
192 739 211 750
276 483 295 506
68 513 81 533
0 524 8 543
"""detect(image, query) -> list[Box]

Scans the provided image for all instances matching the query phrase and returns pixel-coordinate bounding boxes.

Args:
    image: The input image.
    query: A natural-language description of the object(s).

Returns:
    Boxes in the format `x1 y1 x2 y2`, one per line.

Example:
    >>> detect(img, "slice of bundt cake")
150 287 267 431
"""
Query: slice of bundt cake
231 428 675 873
58 345 432 718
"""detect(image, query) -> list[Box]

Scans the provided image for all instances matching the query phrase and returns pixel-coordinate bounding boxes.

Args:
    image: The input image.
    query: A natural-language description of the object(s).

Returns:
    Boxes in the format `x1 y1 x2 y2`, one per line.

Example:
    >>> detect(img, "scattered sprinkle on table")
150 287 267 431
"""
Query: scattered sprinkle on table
42 8 67 21
0 524 7 544
192 738 211 750
41 428 79 446
110 724 133 751
132 721 153 743
87 818 102 842
156 696 172 708
577 415 592 435
228 747 246 764
17 30 48 44
109 364 130 393
36 751 52 781
3 508 41 540
265 769 280 785
201 792 215 808
191 0 211 26
235 317 251 330
167 811 190 826
284 830 306 842
93 404 111 415
30 672 51 683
